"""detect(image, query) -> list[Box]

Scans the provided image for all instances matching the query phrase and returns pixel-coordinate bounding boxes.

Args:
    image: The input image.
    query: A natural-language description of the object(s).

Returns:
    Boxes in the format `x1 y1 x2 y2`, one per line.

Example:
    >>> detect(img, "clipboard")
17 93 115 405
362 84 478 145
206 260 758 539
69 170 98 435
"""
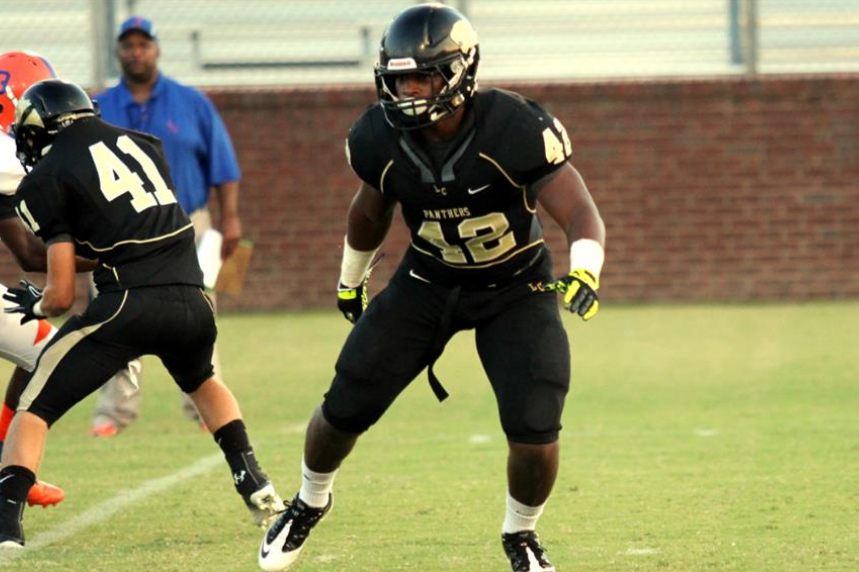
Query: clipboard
215 240 253 296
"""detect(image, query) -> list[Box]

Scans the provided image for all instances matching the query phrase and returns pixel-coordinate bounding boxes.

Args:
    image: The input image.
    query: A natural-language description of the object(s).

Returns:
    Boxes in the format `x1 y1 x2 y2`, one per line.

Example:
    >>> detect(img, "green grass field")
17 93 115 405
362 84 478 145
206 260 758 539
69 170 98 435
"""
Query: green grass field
2 302 858 572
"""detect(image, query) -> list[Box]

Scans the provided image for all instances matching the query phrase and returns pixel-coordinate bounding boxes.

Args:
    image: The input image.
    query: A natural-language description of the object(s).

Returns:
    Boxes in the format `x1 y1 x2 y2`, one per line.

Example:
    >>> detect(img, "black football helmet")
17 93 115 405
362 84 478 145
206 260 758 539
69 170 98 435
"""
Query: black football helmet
375 3 479 130
12 79 97 170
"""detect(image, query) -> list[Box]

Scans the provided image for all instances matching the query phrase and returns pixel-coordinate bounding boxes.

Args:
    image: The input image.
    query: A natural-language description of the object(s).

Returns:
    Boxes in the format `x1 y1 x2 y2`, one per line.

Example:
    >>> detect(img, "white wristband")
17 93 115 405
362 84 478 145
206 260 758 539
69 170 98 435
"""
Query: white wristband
569 239 605 279
32 300 46 318
339 236 379 288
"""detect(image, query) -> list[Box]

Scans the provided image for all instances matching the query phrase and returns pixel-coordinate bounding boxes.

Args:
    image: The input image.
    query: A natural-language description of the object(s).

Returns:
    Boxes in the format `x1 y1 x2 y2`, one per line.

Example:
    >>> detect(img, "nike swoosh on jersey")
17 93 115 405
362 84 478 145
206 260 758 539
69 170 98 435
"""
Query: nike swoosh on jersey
467 184 491 194
409 269 432 283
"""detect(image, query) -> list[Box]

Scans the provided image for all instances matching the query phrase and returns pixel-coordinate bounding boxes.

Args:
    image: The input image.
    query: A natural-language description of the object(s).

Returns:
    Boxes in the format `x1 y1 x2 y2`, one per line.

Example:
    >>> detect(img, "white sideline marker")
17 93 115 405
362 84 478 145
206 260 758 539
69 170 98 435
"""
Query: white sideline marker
0 453 222 565
625 547 658 556
281 423 307 435
694 428 719 437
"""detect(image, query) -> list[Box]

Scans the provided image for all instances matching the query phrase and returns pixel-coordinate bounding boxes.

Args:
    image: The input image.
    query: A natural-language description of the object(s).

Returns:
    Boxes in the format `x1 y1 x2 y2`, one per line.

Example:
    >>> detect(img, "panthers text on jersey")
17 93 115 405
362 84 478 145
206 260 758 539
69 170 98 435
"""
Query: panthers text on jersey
14 118 203 292
346 87 573 288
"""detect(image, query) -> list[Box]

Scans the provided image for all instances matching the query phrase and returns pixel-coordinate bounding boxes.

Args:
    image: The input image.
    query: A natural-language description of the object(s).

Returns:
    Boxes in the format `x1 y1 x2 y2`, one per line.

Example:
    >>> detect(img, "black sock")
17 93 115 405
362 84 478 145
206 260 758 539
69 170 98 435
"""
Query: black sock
0 466 35 504
213 420 268 497
213 419 251 455
0 465 33 539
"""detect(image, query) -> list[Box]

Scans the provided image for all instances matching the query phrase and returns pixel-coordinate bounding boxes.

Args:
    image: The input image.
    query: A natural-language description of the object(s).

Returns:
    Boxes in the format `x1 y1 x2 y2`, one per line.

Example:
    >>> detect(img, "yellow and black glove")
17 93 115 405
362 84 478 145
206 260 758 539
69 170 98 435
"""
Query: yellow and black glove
337 279 369 323
550 269 600 321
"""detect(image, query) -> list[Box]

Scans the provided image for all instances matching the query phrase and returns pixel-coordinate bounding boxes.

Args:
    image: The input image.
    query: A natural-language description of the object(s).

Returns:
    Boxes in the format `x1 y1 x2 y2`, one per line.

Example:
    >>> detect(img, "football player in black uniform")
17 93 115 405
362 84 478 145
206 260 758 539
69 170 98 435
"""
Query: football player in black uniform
0 79 284 548
259 5 605 572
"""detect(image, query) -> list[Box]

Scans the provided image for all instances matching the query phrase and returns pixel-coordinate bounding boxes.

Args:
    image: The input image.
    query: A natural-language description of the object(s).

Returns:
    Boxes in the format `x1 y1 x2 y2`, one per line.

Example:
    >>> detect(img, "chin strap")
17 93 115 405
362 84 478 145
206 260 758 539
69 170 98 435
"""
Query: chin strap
4 85 19 109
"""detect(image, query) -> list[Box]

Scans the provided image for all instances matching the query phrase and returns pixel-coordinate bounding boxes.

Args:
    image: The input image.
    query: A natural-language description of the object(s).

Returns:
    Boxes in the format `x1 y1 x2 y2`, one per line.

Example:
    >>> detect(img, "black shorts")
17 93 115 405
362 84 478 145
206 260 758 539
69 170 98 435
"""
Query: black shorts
323 251 571 444
20 285 216 426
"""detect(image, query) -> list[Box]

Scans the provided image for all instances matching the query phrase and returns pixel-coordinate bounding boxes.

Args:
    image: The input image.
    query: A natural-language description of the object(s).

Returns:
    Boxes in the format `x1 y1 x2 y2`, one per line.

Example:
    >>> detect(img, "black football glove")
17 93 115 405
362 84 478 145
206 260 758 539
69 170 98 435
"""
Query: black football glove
548 269 600 321
337 280 368 324
3 279 45 324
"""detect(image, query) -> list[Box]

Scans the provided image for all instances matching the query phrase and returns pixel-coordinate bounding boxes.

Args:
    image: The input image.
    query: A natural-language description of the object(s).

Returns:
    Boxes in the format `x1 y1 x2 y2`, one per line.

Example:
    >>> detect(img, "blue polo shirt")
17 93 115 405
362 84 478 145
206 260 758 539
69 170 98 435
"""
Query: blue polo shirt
95 74 240 213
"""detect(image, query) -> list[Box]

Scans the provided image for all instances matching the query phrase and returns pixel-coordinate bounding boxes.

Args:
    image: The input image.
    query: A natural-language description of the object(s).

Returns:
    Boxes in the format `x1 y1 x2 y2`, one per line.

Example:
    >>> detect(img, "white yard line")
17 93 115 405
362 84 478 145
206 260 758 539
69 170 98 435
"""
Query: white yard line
624 547 659 556
0 452 223 564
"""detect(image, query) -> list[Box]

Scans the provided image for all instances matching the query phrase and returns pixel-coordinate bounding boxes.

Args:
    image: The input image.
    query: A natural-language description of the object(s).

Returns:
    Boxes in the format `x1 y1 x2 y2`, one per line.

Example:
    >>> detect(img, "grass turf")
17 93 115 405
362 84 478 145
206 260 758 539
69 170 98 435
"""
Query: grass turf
3 302 857 571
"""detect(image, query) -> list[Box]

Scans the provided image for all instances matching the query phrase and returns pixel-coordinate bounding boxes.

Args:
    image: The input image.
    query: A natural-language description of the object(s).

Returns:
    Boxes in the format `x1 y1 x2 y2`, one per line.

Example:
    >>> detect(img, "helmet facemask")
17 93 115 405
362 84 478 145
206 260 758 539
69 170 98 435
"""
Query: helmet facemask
12 112 91 171
11 104 53 171
376 49 478 131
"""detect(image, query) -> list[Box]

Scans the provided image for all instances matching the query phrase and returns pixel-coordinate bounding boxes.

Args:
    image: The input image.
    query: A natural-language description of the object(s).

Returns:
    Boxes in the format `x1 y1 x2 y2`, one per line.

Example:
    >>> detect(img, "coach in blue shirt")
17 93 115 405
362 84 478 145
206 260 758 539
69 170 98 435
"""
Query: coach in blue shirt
90 16 242 436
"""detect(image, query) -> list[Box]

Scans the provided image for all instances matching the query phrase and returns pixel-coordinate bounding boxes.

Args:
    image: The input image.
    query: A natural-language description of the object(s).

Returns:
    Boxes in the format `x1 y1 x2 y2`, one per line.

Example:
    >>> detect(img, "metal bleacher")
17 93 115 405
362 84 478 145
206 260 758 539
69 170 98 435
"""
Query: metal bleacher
0 0 858 90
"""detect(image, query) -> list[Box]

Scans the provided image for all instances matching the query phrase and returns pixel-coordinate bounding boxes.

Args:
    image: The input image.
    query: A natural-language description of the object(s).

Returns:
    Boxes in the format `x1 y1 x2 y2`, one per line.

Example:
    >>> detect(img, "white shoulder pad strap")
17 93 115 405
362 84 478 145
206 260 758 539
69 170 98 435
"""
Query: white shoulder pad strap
0 135 25 196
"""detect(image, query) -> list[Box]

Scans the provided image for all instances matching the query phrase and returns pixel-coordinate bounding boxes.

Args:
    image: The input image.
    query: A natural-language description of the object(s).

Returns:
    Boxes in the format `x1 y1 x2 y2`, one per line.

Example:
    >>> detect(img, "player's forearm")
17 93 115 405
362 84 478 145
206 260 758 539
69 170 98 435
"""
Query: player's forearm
41 242 77 315
214 182 240 221
564 207 605 249
563 207 606 280
75 257 99 272
10 248 47 273
347 209 390 251
37 287 72 317
340 205 391 288
562 168 605 247
346 186 394 251
0 218 48 272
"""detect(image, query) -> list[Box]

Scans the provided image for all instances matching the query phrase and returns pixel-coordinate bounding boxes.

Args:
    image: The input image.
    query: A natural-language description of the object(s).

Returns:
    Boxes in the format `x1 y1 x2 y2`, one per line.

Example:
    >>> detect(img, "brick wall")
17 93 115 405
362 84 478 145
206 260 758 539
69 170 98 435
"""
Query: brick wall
2 75 857 310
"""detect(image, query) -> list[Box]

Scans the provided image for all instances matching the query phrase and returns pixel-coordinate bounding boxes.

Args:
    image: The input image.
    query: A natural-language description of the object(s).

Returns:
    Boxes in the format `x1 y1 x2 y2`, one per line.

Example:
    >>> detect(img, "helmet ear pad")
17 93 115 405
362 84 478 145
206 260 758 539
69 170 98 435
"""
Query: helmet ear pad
374 4 480 130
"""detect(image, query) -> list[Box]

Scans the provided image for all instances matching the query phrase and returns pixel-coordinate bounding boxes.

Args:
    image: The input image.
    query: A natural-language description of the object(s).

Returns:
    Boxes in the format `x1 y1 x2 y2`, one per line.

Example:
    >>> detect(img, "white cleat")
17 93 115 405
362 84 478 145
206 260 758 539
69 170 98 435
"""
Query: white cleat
258 493 331 571
246 483 286 529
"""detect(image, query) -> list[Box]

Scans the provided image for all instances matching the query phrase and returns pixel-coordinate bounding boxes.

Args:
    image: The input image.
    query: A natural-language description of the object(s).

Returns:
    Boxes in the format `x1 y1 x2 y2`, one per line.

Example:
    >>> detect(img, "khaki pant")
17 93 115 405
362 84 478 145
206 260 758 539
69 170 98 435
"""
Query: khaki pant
92 208 223 429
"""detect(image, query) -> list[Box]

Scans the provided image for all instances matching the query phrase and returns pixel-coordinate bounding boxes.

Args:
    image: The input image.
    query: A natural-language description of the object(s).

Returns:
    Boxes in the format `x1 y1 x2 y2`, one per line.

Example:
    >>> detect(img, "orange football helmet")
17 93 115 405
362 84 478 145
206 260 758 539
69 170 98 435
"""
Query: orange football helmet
0 51 57 134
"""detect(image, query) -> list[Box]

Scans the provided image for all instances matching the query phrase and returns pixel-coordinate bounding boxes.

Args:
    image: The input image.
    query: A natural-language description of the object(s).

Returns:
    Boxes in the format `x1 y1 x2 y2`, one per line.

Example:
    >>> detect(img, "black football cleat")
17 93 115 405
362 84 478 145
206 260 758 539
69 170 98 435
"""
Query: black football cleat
502 530 556 572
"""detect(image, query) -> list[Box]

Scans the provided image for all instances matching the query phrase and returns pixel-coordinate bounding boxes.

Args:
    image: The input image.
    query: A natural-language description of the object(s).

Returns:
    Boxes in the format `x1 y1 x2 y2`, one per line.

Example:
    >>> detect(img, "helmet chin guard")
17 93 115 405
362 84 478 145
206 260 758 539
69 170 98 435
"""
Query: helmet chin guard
375 4 479 130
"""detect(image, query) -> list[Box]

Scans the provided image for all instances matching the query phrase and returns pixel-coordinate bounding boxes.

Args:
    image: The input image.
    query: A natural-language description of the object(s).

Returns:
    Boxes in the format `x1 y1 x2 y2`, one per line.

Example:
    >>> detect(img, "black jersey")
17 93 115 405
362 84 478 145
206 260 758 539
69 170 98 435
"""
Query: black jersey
14 118 203 292
346 88 573 288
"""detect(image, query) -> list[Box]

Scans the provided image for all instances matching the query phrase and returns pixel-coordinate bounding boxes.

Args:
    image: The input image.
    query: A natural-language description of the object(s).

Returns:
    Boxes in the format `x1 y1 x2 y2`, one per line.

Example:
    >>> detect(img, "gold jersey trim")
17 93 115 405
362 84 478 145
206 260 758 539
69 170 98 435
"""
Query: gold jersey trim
75 222 194 253
379 160 394 194
478 153 537 214
19 290 129 412
410 239 544 270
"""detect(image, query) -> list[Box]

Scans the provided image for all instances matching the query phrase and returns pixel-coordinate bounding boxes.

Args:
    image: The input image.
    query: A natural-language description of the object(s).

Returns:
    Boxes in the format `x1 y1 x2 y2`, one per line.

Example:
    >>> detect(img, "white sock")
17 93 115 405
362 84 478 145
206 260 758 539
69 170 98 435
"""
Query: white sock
298 458 337 508
502 491 546 534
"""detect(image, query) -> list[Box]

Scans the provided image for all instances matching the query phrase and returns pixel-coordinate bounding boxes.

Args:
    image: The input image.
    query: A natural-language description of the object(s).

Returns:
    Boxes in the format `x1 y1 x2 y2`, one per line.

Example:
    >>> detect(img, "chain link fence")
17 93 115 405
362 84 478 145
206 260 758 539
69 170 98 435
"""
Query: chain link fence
1 0 858 90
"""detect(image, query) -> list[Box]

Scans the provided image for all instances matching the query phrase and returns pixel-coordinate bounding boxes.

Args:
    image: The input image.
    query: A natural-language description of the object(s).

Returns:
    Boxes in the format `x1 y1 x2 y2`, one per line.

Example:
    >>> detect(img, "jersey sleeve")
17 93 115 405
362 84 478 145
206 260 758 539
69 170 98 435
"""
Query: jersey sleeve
14 173 73 242
345 108 386 191
507 98 574 186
